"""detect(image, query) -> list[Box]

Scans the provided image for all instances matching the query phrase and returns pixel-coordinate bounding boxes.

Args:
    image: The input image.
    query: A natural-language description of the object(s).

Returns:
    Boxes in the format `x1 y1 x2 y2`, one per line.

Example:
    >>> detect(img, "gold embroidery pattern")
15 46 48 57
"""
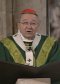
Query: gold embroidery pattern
1 38 25 64
36 37 55 67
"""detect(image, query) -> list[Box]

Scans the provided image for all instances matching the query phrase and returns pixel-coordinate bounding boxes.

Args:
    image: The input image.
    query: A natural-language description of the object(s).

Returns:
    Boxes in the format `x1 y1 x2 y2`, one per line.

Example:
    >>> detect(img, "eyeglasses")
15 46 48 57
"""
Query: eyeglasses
20 21 38 27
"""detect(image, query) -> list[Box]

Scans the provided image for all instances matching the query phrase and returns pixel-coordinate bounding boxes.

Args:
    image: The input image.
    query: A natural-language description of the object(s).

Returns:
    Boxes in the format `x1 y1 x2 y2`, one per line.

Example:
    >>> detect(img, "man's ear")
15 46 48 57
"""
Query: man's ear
37 21 40 28
36 21 41 32
37 18 40 27
17 23 20 29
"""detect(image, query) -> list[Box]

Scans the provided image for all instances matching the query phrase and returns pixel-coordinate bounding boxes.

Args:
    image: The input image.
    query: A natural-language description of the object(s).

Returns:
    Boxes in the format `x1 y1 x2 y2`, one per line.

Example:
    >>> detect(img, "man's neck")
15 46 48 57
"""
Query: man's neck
20 33 33 42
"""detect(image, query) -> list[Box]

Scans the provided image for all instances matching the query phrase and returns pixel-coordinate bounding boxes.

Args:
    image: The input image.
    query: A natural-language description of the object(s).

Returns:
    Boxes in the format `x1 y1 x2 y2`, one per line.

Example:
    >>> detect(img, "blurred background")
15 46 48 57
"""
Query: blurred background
48 0 60 41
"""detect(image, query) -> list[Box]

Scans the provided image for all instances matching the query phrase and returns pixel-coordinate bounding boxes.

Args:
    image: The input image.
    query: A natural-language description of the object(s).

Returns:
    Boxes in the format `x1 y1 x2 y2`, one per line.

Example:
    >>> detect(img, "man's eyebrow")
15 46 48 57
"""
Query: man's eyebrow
21 19 37 22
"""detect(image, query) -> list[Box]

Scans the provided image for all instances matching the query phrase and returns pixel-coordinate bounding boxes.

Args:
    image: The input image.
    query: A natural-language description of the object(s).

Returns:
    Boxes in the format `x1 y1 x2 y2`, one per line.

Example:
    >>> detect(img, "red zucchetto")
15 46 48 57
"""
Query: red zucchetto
20 9 38 16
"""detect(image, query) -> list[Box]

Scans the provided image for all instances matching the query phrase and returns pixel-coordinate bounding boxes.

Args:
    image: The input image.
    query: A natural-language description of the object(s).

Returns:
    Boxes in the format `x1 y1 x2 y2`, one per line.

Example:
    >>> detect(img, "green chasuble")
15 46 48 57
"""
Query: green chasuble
0 35 60 65
0 35 60 84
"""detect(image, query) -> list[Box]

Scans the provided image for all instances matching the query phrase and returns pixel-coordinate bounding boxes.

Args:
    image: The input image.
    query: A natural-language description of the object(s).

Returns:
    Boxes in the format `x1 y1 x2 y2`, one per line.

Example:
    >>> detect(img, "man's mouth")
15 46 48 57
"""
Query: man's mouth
27 31 31 32
26 30 32 33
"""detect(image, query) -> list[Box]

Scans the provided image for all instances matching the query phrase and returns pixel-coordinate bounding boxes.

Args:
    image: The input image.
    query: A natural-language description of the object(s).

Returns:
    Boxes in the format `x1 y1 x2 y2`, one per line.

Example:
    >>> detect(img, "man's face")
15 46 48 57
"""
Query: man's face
18 14 39 39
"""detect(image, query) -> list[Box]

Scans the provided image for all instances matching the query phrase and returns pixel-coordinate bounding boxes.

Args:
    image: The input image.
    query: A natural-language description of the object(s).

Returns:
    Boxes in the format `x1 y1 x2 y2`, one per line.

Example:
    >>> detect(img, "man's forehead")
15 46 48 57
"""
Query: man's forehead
20 14 38 22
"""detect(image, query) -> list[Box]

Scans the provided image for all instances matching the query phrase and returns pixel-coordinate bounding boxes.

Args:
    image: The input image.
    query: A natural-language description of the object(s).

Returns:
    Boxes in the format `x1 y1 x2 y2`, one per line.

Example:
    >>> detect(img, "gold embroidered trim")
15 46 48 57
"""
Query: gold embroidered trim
36 37 55 67
1 38 25 64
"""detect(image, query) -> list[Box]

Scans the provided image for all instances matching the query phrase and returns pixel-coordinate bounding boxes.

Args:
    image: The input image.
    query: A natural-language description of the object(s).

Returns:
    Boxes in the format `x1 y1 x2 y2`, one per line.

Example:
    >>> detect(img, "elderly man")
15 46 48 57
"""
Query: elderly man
0 8 60 66
0 9 60 83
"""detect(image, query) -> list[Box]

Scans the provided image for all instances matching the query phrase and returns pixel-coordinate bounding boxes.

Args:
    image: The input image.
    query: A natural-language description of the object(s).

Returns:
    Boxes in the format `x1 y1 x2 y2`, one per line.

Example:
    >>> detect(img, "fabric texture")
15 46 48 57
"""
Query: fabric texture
0 34 60 84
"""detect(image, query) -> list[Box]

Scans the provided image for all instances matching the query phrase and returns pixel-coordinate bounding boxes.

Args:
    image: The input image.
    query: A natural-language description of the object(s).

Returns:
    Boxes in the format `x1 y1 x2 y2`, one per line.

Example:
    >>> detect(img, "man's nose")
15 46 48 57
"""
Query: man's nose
27 23 32 28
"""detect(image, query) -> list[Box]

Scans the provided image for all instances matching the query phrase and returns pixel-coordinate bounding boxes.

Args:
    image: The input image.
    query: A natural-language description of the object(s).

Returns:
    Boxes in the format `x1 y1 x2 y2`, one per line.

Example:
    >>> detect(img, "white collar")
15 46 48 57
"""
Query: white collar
12 31 41 51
